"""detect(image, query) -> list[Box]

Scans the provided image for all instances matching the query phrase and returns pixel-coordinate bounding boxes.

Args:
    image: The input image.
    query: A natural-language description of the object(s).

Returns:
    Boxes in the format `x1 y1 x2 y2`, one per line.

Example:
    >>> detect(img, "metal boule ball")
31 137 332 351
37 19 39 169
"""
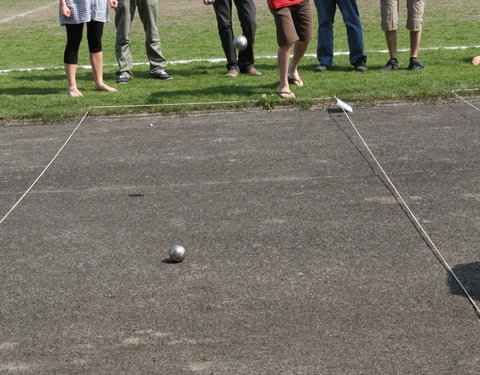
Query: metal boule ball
169 245 186 263
233 35 248 51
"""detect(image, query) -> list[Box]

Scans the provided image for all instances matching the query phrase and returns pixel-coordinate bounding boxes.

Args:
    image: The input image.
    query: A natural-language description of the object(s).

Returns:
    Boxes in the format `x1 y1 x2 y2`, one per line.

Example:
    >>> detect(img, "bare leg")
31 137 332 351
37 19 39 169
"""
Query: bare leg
65 63 83 97
384 30 397 59
90 51 117 92
288 40 309 86
410 30 422 58
278 44 295 99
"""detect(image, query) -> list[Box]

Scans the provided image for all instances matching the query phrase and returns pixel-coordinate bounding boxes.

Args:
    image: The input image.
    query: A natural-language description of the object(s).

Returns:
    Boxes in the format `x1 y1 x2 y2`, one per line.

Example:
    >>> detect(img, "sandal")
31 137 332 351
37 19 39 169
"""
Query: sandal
288 74 304 87
287 67 304 87
278 90 296 99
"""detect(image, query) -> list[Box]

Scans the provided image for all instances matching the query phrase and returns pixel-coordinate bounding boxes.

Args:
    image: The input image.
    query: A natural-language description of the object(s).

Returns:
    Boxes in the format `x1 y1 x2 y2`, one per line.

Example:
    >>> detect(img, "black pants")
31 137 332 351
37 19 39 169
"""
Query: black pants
64 21 104 64
213 0 256 72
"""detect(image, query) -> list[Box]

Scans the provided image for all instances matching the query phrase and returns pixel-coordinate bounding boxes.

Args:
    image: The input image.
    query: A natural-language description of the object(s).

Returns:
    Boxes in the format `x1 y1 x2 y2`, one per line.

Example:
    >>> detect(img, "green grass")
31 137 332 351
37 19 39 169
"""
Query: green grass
0 0 479 121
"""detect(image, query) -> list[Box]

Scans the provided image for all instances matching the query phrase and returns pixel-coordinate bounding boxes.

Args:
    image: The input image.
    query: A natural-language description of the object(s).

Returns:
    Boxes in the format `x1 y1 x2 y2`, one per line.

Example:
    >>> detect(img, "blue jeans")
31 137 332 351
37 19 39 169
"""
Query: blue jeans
313 0 366 66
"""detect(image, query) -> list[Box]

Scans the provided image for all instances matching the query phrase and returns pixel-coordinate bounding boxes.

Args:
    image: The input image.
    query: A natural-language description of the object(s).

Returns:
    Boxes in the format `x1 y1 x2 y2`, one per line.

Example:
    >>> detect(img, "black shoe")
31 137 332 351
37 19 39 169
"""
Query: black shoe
152 71 173 80
378 58 399 72
407 57 424 71
353 60 368 72
116 74 131 84
315 64 331 72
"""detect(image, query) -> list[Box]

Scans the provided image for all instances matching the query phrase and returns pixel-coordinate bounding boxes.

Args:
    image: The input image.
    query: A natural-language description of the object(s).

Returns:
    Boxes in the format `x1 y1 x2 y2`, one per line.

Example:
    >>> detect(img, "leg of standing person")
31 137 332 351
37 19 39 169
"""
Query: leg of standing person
278 43 295 98
406 0 425 70
384 30 397 59
379 0 399 72
64 23 84 97
213 0 239 76
270 4 295 98
272 1 312 99
115 0 136 82
234 0 261 75
87 21 117 92
137 0 171 79
313 0 336 71
409 30 422 58
288 0 313 86
337 0 367 70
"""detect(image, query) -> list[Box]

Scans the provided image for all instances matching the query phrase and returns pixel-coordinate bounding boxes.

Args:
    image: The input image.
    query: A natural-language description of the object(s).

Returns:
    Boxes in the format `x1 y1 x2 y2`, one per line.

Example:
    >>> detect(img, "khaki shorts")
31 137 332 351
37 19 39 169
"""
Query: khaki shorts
270 0 313 46
380 0 425 32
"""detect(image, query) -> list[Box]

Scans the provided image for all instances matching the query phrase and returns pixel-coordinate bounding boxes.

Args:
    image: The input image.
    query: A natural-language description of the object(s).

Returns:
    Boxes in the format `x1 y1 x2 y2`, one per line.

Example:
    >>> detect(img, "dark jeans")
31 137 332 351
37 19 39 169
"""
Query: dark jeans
313 0 366 66
213 0 256 72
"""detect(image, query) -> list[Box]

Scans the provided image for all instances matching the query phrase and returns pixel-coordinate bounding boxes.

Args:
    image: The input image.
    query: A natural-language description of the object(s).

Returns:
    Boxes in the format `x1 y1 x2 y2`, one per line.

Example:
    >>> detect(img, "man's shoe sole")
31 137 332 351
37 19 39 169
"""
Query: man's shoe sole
315 65 331 72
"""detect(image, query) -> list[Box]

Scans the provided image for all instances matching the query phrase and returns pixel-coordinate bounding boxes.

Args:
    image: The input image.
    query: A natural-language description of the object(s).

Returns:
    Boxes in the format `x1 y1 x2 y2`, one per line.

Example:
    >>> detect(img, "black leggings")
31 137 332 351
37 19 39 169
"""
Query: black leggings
64 21 104 64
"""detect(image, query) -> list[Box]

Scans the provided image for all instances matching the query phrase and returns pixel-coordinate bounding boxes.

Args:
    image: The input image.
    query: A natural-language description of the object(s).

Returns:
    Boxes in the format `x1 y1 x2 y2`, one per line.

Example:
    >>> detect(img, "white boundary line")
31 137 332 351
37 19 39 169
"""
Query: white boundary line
451 89 480 111
1 46 480 73
2 98 479 319
0 92 474 226
334 97 480 318
1 97 320 225
0 2 57 24
0 110 90 225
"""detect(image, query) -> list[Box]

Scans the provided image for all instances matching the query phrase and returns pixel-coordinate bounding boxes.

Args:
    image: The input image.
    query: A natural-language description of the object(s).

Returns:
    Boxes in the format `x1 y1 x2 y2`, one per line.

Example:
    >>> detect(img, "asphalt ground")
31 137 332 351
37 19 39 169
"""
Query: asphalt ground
1 100 479 374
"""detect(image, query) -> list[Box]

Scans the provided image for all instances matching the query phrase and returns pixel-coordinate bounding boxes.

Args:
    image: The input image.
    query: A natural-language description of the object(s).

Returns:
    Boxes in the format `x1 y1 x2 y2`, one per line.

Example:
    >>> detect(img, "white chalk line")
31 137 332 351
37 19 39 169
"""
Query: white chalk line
334 97 480 318
2 96 480 320
451 89 480 112
0 96 335 225
1 45 480 73
0 88 475 226
0 110 90 225
0 2 57 24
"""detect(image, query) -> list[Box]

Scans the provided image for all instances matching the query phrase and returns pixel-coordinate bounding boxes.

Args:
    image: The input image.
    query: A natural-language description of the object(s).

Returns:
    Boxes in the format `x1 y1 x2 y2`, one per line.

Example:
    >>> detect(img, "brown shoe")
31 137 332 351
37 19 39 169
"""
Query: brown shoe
225 68 239 78
244 67 263 76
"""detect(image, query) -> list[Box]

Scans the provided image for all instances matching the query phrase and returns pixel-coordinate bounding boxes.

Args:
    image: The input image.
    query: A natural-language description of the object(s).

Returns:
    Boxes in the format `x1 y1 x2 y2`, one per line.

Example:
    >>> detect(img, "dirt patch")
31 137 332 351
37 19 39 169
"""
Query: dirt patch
0 1 217 25
2 1 478 26
0 1 57 24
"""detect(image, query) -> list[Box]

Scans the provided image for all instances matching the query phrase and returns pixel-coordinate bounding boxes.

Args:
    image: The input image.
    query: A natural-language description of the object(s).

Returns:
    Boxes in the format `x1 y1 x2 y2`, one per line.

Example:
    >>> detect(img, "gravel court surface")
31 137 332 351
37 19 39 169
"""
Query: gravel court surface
1 102 479 374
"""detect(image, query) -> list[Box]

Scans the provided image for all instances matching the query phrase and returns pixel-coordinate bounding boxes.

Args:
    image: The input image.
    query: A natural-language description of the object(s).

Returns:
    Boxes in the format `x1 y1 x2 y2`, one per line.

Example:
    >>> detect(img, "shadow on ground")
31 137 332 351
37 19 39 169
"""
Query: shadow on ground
448 261 480 301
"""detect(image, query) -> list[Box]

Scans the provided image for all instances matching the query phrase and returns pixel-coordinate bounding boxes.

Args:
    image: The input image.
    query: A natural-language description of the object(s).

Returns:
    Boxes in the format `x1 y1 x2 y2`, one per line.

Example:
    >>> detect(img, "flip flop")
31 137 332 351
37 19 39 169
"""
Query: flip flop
278 90 296 99
288 74 304 87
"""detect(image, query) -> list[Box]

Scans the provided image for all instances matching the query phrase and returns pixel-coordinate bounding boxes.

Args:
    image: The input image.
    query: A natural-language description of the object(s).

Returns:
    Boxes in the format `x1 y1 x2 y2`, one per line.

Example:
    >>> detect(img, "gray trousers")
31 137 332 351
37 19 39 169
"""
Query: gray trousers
115 0 167 76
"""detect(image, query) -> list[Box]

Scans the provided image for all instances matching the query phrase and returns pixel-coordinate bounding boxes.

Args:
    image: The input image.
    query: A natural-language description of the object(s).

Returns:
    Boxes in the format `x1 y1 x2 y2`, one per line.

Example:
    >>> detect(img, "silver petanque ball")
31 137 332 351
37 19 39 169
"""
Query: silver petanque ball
233 35 248 51
169 245 186 262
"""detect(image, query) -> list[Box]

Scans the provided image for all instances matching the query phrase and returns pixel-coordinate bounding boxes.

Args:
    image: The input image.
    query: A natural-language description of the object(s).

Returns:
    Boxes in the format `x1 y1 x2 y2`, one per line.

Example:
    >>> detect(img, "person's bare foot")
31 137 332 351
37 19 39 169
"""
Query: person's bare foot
472 56 480 65
95 83 118 92
67 88 83 97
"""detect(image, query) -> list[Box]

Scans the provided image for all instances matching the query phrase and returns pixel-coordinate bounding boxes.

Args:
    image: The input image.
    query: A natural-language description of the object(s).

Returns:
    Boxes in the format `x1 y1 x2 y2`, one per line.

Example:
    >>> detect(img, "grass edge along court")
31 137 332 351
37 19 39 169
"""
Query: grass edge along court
0 0 479 121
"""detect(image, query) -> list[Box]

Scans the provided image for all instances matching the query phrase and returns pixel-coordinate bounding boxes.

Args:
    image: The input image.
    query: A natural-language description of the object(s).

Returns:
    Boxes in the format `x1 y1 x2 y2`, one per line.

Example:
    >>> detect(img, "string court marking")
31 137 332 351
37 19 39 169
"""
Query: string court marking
0 97 333 226
333 97 480 318
451 89 480 112
0 110 90 225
